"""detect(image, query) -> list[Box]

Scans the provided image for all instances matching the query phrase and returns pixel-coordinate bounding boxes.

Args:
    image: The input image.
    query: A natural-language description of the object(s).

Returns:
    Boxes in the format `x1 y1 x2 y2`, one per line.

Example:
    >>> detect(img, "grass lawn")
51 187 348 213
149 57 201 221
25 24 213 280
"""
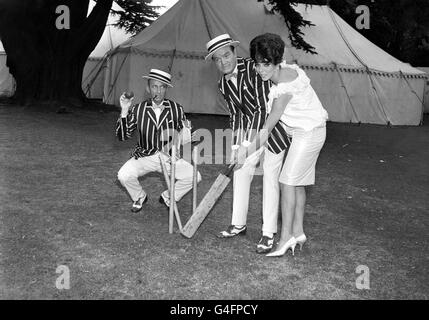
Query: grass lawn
0 104 428 299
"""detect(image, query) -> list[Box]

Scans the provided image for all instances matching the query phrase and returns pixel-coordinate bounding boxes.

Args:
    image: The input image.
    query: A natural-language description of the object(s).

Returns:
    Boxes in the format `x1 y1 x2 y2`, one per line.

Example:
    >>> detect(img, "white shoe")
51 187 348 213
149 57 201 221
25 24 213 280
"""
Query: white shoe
217 225 247 238
131 195 148 212
266 237 297 257
295 234 307 251
159 194 171 207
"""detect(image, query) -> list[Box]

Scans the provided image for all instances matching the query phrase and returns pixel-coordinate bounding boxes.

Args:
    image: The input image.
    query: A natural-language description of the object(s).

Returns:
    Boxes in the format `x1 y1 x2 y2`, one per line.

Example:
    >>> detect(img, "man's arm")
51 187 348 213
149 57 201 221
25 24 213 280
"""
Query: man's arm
177 104 192 146
225 99 247 164
161 102 189 158
115 94 138 141
246 59 270 142
225 98 245 147
236 93 292 167
219 78 245 148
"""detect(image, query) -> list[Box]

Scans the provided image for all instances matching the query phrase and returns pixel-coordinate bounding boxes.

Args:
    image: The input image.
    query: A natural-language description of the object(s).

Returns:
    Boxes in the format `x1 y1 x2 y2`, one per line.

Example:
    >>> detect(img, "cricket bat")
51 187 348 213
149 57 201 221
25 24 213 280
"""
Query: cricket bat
181 164 235 238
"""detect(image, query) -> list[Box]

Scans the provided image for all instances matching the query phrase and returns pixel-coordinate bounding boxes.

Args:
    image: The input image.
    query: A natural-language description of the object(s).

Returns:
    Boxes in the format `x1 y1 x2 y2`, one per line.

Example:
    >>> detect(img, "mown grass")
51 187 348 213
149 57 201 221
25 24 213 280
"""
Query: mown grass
0 105 428 299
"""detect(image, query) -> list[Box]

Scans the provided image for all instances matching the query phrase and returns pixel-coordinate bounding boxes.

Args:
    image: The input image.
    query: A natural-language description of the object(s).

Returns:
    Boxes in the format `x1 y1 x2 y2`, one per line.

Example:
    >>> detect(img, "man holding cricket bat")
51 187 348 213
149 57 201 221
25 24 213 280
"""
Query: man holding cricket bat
116 69 201 213
205 34 289 253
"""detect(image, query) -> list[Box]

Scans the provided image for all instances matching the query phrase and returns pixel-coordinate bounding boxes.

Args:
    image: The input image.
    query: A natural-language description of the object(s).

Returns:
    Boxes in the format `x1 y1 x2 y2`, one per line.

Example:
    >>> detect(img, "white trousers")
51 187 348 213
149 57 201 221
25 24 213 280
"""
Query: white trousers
231 147 285 234
118 152 201 202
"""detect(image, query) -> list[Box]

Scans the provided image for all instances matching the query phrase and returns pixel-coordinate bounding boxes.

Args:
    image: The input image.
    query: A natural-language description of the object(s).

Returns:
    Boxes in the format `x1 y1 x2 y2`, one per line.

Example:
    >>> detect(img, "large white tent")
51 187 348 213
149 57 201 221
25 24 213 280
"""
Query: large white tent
103 0 427 125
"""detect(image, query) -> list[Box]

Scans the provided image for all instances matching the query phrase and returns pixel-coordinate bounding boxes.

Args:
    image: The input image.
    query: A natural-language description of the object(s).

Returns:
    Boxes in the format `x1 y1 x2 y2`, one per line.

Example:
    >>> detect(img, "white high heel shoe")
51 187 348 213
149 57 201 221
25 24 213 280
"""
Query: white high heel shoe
266 237 297 257
295 234 307 251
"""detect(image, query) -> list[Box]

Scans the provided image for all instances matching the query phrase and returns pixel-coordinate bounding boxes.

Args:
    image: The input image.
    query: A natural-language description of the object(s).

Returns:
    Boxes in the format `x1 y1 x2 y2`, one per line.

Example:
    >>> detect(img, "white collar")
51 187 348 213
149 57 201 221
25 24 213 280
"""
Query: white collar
152 100 165 108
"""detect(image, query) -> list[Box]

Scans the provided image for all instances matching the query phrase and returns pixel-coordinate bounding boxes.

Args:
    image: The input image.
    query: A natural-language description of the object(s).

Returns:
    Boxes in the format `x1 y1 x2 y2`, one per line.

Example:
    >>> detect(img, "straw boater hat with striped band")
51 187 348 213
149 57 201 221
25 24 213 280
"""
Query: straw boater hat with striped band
142 69 173 87
205 34 240 60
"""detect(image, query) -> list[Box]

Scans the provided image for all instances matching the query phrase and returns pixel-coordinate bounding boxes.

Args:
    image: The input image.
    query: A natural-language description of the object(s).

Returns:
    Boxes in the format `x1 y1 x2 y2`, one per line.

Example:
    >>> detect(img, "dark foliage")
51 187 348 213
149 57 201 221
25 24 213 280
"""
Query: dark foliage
0 0 159 105
265 0 320 54
328 0 429 66
269 0 429 65
111 0 159 35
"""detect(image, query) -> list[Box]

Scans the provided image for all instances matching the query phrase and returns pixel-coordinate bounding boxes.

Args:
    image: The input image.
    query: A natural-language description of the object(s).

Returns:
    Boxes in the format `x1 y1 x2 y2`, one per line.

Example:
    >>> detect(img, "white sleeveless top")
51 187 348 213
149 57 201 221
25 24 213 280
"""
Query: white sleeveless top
267 62 328 131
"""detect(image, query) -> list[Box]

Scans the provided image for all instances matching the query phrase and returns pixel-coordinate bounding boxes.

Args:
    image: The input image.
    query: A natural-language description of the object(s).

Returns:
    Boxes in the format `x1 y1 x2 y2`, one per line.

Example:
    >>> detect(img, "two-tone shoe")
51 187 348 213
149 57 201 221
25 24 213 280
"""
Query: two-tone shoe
217 225 247 238
256 235 274 254
131 194 148 212
159 194 171 208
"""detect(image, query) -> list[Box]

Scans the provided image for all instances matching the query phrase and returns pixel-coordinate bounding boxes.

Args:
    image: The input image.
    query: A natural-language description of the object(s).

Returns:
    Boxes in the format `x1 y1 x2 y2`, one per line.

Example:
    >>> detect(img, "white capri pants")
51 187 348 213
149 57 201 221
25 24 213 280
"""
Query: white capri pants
279 125 326 186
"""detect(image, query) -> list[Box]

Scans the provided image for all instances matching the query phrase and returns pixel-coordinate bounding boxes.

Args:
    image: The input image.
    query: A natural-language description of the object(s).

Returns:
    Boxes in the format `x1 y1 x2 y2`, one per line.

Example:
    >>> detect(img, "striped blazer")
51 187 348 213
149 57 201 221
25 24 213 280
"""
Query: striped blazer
116 99 186 159
219 57 289 154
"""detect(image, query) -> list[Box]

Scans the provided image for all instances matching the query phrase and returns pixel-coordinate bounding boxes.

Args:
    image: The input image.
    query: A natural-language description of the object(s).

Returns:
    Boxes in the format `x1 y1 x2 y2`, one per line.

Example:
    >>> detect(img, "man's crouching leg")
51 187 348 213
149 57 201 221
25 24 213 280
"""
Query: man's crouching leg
118 158 148 212
160 159 201 207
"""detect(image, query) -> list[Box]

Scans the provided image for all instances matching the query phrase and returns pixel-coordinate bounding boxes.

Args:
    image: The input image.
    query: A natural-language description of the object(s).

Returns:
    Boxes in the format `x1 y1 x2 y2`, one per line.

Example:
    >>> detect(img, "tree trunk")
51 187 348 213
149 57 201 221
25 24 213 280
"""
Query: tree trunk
0 0 113 107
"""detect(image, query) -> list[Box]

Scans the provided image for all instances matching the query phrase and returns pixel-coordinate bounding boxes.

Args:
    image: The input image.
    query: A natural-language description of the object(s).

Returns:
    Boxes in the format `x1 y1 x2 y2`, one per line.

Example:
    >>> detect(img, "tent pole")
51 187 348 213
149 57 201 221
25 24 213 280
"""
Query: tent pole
83 57 105 84
365 67 391 125
327 6 366 66
83 56 107 98
168 49 177 73
332 62 359 123
199 0 214 39
400 71 426 125
103 56 112 103
105 54 129 103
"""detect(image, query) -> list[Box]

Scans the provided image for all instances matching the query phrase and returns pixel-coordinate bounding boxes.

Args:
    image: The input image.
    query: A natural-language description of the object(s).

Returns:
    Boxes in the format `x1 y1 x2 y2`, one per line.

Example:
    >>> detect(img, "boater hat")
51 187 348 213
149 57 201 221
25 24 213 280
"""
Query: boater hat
205 33 240 60
142 69 173 87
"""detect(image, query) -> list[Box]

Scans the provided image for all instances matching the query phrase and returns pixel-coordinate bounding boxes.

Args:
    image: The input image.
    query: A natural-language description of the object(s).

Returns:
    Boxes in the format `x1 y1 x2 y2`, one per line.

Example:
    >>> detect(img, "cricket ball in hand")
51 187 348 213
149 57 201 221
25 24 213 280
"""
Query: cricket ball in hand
124 91 134 99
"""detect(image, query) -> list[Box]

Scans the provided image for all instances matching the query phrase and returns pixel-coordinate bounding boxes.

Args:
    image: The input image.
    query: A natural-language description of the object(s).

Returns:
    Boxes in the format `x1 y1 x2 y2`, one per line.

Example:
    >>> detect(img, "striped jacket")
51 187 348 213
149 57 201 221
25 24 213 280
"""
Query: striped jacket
219 57 289 154
116 99 186 159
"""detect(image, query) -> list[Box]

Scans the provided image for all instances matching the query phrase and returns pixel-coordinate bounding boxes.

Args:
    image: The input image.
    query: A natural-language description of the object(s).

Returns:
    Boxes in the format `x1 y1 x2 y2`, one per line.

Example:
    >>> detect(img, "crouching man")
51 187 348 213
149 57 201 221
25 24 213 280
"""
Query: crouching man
116 68 201 212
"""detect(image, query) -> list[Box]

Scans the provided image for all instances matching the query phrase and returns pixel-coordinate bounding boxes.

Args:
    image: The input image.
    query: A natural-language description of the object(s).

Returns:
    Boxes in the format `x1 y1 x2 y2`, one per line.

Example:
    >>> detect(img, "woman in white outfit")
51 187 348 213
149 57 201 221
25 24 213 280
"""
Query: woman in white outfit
236 33 329 257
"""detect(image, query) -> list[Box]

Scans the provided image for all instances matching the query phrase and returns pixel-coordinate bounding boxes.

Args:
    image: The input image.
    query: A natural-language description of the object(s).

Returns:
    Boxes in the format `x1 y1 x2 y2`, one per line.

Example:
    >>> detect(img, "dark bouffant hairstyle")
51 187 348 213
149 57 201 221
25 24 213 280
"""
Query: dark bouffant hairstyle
250 33 285 65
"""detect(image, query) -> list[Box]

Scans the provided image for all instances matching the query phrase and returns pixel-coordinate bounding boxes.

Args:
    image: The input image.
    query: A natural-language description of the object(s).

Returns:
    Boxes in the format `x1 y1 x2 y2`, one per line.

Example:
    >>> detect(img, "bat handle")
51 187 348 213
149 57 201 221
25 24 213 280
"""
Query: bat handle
224 164 236 177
